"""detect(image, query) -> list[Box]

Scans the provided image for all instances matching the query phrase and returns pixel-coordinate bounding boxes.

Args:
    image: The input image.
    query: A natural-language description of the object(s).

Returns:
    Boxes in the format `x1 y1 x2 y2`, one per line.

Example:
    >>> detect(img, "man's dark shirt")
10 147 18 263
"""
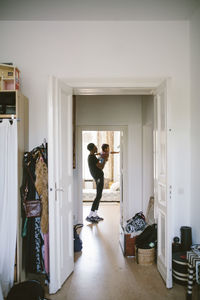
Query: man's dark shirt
88 154 103 179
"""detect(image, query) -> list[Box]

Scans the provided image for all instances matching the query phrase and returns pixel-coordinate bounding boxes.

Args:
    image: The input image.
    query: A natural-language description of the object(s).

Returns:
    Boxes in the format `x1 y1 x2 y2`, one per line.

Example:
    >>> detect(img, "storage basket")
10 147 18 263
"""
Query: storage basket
136 247 155 265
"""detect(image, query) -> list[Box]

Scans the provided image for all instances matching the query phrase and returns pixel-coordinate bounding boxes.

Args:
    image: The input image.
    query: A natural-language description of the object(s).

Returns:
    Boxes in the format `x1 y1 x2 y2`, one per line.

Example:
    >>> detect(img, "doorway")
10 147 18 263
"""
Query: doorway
82 130 121 222
48 78 172 293
76 125 127 227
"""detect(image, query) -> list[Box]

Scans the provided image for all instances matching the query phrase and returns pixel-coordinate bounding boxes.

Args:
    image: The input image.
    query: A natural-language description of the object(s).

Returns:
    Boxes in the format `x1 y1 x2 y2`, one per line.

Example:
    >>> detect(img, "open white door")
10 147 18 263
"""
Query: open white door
48 76 74 294
154 80 172 288
120 131 124 225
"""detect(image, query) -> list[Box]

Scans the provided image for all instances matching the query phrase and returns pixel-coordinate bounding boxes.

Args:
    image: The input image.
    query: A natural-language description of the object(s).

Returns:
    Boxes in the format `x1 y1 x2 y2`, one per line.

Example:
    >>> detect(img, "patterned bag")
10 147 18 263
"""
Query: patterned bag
125 211 146 233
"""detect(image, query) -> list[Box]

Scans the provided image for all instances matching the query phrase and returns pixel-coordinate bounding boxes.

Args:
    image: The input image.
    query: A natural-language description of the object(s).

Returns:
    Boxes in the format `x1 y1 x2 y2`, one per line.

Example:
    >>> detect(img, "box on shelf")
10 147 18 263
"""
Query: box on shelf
0 64 20 91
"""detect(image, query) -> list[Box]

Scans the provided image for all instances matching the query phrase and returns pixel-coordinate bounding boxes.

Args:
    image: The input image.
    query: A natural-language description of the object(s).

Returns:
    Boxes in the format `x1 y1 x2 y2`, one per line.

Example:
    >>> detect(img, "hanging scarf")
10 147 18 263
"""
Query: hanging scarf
35 157 48 234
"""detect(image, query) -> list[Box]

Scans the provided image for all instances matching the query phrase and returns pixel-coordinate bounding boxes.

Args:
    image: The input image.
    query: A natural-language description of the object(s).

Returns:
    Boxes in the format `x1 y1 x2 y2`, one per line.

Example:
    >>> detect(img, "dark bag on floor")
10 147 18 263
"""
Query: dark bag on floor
7 280 45 300
135 224 157 249
74 224 83 252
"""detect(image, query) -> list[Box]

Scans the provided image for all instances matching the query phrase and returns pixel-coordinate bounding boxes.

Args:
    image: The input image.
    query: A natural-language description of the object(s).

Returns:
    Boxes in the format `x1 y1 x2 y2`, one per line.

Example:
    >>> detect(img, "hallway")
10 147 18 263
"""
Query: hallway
46 203 186 300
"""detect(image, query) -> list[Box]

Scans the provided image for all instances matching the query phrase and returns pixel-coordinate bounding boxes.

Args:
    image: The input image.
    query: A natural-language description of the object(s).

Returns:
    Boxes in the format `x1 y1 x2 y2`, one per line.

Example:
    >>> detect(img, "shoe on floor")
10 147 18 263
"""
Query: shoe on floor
96 215 104 221
86 216 98 223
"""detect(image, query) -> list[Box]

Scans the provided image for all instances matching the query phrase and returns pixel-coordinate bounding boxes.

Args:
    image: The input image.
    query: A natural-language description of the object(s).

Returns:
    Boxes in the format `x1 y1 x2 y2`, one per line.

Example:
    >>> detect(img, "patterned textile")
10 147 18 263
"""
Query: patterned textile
186 250 200 298
25 217 45 274
43 233 49 274
187 251 200 284
125 212 146 233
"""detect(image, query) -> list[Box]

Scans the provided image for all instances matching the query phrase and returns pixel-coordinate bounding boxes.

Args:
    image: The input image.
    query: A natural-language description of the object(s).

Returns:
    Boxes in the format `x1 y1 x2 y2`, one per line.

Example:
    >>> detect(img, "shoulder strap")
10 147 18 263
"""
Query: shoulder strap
23 180 29 203
26 166 41 199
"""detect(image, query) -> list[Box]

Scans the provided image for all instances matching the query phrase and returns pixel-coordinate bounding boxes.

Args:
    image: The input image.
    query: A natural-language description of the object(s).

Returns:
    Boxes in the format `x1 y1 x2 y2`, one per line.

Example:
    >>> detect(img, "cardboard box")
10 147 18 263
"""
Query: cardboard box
124 234 137 256
119 225 137 256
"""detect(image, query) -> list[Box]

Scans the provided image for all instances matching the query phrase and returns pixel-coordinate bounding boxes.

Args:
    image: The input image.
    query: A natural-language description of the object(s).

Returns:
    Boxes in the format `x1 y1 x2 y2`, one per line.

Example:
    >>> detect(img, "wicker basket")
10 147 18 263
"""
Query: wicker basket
136 247 155 265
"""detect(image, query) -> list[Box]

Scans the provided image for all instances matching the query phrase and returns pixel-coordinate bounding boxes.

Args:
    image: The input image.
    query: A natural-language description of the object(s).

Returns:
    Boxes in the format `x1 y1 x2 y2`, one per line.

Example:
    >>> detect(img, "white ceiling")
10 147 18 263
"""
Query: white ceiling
0 0 199 21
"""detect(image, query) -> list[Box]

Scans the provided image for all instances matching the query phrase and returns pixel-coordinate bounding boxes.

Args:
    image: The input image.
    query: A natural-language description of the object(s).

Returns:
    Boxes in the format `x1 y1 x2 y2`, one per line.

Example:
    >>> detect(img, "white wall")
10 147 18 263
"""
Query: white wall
0 20 190 237
76 95 142 220
142 96 154 216
190 7 200 244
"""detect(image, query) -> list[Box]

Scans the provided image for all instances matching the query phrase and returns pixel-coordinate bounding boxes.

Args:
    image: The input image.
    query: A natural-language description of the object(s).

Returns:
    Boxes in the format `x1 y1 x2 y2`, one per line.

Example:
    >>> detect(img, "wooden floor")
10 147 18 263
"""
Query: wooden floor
46 203 190 300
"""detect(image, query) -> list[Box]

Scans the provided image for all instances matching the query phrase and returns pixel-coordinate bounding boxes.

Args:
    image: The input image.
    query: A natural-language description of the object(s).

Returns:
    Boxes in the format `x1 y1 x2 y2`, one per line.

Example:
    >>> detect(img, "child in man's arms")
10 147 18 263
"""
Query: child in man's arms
97 143 119 163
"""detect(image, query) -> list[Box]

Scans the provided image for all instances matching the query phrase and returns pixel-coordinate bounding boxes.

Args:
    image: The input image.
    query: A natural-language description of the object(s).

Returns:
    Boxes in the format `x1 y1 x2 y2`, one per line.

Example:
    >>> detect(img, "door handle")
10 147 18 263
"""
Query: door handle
55 188 64 192
55 183 64 201
55 182 64 192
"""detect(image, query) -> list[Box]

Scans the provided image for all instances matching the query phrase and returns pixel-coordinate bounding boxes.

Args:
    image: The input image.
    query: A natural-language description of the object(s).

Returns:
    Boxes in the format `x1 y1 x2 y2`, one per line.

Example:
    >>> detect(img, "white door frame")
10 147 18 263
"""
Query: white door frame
51 76 172 288
76 125 128 224
153 79 172 288
70 77 164 227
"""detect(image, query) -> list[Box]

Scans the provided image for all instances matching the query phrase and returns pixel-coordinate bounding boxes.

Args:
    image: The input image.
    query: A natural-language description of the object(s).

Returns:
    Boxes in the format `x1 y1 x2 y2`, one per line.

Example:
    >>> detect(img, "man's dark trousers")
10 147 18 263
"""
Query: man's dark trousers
91 175 104 211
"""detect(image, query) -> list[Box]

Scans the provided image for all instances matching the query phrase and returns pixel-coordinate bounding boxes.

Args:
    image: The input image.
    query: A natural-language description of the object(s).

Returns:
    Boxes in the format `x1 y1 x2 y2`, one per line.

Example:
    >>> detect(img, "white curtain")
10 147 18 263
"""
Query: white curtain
0 119 17 298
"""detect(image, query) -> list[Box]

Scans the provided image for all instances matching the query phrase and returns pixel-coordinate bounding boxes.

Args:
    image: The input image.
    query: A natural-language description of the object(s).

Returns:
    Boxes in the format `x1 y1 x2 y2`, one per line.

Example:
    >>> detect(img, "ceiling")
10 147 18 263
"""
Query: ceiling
0 0 199 21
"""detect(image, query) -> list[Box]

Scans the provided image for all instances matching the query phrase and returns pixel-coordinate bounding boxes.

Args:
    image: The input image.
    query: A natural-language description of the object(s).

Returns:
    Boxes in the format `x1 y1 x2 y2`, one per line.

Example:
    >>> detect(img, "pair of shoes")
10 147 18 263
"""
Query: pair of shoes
95 215 104 221
86 216 98 223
